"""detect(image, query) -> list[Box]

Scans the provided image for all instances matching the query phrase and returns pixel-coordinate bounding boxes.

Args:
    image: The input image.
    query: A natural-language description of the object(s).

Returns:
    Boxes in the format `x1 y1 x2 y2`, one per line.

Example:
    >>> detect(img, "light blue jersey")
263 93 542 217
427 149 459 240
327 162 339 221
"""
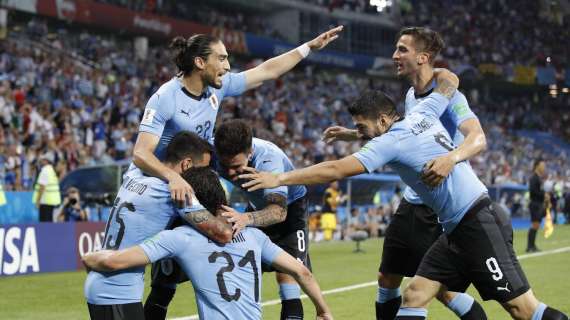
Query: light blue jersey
402 84 477 205
139 72 246 159
140 226 283 320
84 167 205 305
353 93 487 233
220 138 307 209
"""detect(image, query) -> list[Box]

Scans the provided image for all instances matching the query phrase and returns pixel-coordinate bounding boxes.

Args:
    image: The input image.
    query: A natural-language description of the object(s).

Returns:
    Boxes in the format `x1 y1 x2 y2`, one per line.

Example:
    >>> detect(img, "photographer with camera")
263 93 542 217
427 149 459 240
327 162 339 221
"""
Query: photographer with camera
57 187 88 222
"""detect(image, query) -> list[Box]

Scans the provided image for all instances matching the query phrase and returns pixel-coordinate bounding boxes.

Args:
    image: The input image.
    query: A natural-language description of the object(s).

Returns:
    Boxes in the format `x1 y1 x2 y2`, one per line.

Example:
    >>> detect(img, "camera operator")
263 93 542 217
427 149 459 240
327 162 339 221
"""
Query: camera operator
57 187 88 222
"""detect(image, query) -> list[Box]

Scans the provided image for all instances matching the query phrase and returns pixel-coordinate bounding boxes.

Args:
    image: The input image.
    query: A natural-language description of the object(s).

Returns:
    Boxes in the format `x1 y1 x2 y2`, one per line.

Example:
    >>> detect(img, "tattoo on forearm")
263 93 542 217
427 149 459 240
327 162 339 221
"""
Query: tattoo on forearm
188 210 211 224
249 194 287 227
185 210 232 242
435 79 456 99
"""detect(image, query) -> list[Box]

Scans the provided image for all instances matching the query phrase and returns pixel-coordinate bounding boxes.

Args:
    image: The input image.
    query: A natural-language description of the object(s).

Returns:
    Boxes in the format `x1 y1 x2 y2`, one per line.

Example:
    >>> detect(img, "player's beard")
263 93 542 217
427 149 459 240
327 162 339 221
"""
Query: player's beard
203 72 222 89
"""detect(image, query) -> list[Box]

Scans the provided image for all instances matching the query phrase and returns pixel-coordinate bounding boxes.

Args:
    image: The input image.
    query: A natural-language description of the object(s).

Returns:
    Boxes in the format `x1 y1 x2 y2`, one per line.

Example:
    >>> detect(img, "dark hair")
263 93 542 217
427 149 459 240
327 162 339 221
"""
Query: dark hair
348 90 398 119
214 119 253 158
164 131 213 164
533 158 545 170
170 34 221 76
398 27 444 64
181 167 227 214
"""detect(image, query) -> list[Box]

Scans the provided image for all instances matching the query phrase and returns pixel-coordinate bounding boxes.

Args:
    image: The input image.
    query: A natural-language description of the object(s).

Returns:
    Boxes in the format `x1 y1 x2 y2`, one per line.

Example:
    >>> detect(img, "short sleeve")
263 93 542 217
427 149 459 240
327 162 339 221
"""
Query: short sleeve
221 72 247 97
352 134 399 173
138 93 175 137
139 230 185 263
256 155 288 200
254 229 284 265
449 92 477 126
177 194 206 219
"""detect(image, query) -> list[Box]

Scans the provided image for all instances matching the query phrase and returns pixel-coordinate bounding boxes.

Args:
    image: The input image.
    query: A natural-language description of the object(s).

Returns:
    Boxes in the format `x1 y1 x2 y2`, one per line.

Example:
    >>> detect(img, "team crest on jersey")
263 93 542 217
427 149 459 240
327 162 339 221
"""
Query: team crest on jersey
209 94 219 110
141 108 156 125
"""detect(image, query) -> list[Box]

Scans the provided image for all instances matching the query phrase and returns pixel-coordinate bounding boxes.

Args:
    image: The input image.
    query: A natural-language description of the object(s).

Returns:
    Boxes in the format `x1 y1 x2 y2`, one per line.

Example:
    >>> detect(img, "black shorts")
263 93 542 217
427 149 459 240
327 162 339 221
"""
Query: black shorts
379 199 442 277
87 302 144 320
151 196 311 286
529 202 545 222
416 197 530 302
262 226 312 273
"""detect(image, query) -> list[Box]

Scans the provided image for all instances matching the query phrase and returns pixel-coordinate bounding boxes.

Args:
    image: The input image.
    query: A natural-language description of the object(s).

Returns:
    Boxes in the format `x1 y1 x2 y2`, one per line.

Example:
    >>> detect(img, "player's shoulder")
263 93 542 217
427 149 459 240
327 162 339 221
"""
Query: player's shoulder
155 77 181 96
450 89 468 105
405 86 415 98
252 138 282 159
243 227 268 242
173 225 202 239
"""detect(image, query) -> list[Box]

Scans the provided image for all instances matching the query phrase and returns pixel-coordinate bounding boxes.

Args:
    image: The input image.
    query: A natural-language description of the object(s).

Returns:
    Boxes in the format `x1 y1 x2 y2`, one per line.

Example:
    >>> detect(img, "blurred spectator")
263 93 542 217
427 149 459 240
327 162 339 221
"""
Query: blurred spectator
321 181 347 241
308 207 324 242
32 152 61 222
344 207 368 239
57 186 88 222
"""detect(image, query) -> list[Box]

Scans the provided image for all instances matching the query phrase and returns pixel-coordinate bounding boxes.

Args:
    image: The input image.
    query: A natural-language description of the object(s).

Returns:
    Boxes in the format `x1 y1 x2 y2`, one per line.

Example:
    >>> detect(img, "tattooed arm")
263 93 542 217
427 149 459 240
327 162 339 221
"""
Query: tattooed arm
247 193 288 227
433 68 459 99
221 193 287 234
180 209 233 243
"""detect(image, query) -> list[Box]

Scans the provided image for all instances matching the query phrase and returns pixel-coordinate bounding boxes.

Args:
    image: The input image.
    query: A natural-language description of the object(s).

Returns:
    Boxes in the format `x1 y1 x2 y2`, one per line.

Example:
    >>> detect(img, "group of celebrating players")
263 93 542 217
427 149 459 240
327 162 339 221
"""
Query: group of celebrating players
81 25 568 320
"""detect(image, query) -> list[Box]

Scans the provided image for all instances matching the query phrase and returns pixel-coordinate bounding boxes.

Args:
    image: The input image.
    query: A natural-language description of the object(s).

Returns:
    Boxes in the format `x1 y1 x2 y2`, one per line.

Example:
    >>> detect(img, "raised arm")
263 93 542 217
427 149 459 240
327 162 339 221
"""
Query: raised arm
243 26 343 90
81 247 149 272
239 156 366 192
271 251 333 320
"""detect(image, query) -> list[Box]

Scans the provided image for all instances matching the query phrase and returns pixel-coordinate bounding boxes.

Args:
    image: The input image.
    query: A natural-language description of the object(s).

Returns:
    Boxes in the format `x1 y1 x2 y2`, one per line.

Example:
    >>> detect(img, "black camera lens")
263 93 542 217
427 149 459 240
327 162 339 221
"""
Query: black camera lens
69 198 78 206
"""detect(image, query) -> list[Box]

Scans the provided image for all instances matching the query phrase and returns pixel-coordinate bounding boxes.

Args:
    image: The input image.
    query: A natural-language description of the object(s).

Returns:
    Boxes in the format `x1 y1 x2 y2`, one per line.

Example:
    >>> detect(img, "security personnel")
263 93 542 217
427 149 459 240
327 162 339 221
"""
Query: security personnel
33 152 61 222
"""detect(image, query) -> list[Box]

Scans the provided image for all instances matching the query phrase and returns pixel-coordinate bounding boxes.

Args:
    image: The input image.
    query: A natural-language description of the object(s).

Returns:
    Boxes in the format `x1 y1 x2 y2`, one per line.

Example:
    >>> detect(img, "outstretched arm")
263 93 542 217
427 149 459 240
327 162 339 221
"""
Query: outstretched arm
82 247 149 272
244 26 343 90
271 252 333 319
239 155 366 192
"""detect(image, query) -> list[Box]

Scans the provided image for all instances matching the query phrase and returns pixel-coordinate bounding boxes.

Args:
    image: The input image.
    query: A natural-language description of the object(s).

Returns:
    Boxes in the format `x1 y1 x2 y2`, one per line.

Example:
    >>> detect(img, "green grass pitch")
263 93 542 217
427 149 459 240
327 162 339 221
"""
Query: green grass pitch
1 226 569 319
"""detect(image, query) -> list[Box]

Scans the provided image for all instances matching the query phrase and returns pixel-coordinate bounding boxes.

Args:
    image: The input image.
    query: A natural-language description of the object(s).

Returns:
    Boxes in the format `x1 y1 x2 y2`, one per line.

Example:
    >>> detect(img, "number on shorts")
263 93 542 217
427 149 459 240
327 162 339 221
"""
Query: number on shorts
485 257 504 281
297 230 306 252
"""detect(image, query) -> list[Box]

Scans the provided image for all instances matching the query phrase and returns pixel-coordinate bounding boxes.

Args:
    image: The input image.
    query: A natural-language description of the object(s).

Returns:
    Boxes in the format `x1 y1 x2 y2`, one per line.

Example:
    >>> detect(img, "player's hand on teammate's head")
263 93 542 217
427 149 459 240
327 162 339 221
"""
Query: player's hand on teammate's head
239 171 280 192
421 154 456 187
322 126 360 144
220 205 249 235
169 173 195 208
307 26 344 51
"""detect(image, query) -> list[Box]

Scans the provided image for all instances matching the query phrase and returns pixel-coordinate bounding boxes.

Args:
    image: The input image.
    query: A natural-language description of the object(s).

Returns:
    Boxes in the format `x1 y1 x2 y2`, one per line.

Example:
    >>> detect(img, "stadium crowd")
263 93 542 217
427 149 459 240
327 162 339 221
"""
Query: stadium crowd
95 0 569 69
0 17 569 201
401 0 569 68
94 0 282 40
